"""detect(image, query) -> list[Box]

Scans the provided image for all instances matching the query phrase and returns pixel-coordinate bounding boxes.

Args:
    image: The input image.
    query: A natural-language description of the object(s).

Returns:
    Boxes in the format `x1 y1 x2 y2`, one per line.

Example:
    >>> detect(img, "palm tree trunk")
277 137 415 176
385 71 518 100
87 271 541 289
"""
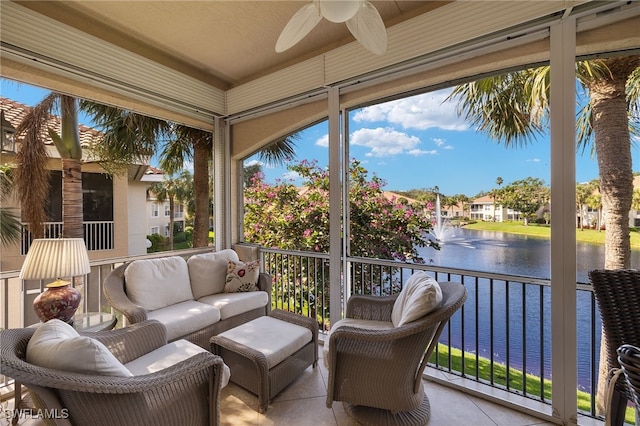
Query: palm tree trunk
192 141 210 247
62 158 83 239
590 56 639 415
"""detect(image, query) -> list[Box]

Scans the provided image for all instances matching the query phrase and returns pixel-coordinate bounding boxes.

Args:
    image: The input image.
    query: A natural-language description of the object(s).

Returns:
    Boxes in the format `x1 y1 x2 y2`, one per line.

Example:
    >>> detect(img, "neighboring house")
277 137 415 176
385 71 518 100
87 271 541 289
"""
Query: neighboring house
0 97 153 271
577 175 640 229
144 166 186 238
469 195 510 222
630 175 640 228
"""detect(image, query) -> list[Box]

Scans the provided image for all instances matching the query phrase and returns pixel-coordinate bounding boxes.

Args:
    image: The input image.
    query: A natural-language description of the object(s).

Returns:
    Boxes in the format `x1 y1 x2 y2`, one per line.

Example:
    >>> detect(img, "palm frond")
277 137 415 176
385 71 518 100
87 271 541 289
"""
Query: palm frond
14 93 58 237
258 133 299 167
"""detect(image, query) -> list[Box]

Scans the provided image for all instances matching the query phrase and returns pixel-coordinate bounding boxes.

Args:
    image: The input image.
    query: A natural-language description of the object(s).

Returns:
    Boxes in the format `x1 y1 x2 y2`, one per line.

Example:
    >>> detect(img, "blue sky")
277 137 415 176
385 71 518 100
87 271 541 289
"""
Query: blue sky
3 78 638 198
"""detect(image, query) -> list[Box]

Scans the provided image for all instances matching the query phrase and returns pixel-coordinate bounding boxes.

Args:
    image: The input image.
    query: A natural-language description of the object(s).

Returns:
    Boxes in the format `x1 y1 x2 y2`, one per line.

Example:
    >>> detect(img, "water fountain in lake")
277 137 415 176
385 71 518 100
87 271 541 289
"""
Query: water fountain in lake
429 193 474 248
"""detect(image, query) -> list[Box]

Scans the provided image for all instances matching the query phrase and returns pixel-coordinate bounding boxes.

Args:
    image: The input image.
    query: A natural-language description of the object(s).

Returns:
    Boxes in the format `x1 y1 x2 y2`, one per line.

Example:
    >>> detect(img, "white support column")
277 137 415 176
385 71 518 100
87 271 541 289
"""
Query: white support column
213 115 230 250
550 16 577 426
328 87 343 323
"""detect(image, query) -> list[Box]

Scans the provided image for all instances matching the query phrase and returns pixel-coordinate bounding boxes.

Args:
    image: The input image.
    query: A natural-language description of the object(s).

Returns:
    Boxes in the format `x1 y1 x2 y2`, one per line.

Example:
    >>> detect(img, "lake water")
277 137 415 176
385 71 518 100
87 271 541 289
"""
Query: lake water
416 227 640 392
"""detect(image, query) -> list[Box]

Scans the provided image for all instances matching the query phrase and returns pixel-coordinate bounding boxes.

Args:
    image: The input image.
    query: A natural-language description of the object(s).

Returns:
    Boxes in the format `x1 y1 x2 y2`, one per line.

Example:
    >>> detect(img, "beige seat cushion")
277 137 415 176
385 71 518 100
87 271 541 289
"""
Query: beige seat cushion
197 291 268 320
125 256 194 311
27 319 132 377
125 339 231 388
146 300 221 342
218 316 312 369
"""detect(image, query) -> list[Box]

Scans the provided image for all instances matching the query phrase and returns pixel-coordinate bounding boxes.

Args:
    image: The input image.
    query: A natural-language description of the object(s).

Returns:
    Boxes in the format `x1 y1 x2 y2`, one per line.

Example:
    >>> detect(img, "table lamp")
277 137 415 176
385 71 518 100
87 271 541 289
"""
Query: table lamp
20 238 91 324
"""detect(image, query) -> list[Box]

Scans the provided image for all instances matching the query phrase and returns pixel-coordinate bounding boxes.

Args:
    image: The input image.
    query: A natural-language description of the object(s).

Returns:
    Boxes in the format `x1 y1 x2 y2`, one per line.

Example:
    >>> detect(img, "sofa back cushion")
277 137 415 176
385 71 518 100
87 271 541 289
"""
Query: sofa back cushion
391 271 443 327
27 319 132 377
187 249 239 299
125 256 193 311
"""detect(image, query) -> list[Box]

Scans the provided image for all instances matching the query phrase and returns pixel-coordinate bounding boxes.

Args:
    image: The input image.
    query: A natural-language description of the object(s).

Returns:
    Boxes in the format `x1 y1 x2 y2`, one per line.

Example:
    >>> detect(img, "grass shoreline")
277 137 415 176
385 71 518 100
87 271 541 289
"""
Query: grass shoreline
461 220 640 249
433 344 636 424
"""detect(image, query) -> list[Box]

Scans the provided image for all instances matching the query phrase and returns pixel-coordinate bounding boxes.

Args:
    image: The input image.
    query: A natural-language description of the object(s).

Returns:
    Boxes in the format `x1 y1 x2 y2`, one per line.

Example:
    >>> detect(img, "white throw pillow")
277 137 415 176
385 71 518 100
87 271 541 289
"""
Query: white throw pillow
125 256 194 311
187 249 239 299
391 272 443 327
26 319 132 377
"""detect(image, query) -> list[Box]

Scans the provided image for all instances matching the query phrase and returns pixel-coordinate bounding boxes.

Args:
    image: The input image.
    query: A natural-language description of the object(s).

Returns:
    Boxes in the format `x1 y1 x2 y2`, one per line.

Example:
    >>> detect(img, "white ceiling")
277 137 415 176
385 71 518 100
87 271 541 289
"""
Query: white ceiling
1 1 639 129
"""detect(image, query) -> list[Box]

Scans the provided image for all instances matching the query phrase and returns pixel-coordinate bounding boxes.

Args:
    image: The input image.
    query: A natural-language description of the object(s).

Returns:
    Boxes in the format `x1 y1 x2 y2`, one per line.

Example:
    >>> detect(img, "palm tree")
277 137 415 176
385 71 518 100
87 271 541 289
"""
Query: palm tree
15 94 85 239
576 183 592 230
149 172 190 250
84 104 299 248
0 163 21 245
448 54 640 414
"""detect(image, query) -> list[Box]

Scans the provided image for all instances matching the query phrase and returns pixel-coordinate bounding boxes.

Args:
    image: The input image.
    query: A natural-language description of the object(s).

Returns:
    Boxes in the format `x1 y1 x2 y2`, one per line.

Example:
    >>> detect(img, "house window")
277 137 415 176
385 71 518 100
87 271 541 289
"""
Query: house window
164 225 170 237
174 204 184 219
40 171 114 222
151 203 159 218
150 226 159 235
164 203 170 217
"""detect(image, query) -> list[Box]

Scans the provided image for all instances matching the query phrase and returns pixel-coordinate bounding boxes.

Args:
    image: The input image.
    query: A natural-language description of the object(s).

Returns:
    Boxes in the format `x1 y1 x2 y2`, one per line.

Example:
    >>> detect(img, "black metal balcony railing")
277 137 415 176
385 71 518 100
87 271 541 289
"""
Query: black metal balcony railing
21 221 115 254
0 247 608 421
260 247 605 421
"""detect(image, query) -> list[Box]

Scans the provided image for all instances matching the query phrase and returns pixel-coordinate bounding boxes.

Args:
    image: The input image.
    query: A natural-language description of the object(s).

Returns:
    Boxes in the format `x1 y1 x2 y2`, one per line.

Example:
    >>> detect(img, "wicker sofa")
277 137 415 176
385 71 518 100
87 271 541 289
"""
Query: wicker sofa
104 249 272 348
0 320 226 426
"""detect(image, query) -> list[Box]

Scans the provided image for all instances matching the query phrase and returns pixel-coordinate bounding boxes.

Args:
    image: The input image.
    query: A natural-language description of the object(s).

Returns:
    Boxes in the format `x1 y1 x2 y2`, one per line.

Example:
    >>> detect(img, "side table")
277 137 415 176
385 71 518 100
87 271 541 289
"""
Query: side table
12 312 118 424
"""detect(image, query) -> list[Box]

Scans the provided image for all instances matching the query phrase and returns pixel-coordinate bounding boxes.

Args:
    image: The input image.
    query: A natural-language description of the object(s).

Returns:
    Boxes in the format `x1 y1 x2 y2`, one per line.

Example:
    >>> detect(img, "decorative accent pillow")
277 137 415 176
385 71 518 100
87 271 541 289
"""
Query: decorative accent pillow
391 271 443 327
26 319 132 377
224 260 260 292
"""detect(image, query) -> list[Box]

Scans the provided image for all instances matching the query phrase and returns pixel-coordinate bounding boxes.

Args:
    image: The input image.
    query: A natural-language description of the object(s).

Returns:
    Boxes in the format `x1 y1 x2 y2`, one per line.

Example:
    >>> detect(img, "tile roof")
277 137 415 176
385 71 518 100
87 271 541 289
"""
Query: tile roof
0 97 103 148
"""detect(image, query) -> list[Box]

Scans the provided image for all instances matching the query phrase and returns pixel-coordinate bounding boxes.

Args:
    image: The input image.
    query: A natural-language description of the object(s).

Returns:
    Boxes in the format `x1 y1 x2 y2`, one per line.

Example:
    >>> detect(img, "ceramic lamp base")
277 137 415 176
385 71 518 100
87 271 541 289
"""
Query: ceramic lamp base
33 279 82 323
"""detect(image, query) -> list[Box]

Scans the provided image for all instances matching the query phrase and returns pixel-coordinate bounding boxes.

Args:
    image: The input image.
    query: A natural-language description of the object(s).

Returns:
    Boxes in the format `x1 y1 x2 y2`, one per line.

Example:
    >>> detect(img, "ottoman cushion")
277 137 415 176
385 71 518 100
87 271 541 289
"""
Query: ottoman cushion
217 316 312 368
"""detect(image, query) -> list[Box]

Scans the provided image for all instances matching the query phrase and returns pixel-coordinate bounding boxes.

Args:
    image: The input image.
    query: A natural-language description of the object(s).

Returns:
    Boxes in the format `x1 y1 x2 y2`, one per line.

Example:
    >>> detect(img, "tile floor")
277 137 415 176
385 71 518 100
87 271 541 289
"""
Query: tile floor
5 344 602 426
219 347 559 426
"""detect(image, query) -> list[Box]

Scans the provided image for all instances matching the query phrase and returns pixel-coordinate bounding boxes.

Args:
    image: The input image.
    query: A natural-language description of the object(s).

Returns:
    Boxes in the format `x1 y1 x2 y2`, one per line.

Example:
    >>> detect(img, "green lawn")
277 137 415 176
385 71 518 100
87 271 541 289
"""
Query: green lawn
432 344 636 424
463 221 640 249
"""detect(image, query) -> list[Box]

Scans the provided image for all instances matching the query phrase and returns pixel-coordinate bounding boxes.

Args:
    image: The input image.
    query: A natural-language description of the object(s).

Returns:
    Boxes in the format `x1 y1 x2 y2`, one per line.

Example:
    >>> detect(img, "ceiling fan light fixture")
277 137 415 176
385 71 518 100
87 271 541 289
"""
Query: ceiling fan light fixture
318 0 363 23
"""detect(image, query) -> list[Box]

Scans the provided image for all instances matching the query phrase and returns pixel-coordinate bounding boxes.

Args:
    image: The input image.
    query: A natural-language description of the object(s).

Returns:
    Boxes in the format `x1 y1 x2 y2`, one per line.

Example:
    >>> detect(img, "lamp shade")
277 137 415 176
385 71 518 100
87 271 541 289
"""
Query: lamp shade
20 238 91 280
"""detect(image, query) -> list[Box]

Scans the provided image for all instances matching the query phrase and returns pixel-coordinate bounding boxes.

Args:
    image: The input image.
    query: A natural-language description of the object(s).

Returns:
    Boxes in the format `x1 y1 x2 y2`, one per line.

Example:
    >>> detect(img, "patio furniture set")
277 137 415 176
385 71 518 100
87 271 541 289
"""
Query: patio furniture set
1 249 468 426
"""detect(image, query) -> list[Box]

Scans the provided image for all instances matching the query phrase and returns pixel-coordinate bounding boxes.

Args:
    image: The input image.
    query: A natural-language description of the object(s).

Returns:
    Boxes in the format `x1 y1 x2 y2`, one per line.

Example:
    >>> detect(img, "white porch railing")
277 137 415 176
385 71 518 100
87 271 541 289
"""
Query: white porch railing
20 221 115 254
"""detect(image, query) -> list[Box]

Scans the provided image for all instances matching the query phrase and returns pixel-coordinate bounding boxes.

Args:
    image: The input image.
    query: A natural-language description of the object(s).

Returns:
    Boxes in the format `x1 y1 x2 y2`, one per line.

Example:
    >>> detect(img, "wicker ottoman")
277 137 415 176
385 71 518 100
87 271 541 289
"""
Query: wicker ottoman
210 309 318 413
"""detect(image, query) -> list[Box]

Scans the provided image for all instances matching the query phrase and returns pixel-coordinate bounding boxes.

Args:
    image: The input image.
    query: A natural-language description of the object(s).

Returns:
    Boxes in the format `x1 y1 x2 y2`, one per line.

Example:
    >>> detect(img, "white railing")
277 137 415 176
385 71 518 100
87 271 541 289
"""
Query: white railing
21 221 115 254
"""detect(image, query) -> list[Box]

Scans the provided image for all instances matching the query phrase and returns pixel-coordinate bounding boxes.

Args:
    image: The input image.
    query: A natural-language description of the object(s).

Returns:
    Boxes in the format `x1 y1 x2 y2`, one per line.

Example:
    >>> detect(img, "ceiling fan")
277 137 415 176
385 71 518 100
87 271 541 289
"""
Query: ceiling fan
275 0 388 55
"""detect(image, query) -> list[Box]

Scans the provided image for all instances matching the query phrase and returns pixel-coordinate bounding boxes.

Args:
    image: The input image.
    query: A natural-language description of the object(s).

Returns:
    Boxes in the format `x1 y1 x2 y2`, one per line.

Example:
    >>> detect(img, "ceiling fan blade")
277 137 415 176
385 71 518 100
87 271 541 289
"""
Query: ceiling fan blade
276 3 322 53
345 1 387 55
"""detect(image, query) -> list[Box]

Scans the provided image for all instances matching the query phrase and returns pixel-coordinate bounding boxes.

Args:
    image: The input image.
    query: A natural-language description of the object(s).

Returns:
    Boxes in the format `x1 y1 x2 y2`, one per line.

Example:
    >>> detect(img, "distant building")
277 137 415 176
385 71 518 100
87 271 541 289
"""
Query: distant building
144 166 186 238
0 97 153 271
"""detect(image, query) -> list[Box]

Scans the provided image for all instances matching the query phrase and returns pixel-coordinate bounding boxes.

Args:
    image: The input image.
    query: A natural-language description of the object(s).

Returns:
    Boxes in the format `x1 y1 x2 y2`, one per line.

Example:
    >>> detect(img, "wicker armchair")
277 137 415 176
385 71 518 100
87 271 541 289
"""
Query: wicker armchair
325 281 467 426
617 345 640 426
0 320 224 426
589 269 640 426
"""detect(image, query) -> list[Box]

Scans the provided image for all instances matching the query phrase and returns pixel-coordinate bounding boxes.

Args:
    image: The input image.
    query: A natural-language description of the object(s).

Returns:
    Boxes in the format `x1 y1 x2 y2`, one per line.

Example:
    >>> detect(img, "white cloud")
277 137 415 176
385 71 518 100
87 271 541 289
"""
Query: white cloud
282 171 301 181
408 149 437 156
244 159 262 167
352 89 469 131
315 134 328 147
528 158 542 163
350 127 426 157
433 138 446 147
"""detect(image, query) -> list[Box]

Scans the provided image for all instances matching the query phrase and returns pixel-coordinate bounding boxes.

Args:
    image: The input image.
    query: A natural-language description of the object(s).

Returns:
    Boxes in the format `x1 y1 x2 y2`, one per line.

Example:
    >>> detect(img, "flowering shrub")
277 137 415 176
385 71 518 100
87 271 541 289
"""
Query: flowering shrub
244 159 438 262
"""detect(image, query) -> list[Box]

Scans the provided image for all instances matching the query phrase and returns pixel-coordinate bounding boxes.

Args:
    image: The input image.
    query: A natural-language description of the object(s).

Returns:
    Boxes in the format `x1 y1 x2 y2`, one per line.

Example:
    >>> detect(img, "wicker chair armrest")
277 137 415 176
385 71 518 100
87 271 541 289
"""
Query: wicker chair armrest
103 263 148 324
257 272 272 312
89 320 168 364
345 294 397 321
